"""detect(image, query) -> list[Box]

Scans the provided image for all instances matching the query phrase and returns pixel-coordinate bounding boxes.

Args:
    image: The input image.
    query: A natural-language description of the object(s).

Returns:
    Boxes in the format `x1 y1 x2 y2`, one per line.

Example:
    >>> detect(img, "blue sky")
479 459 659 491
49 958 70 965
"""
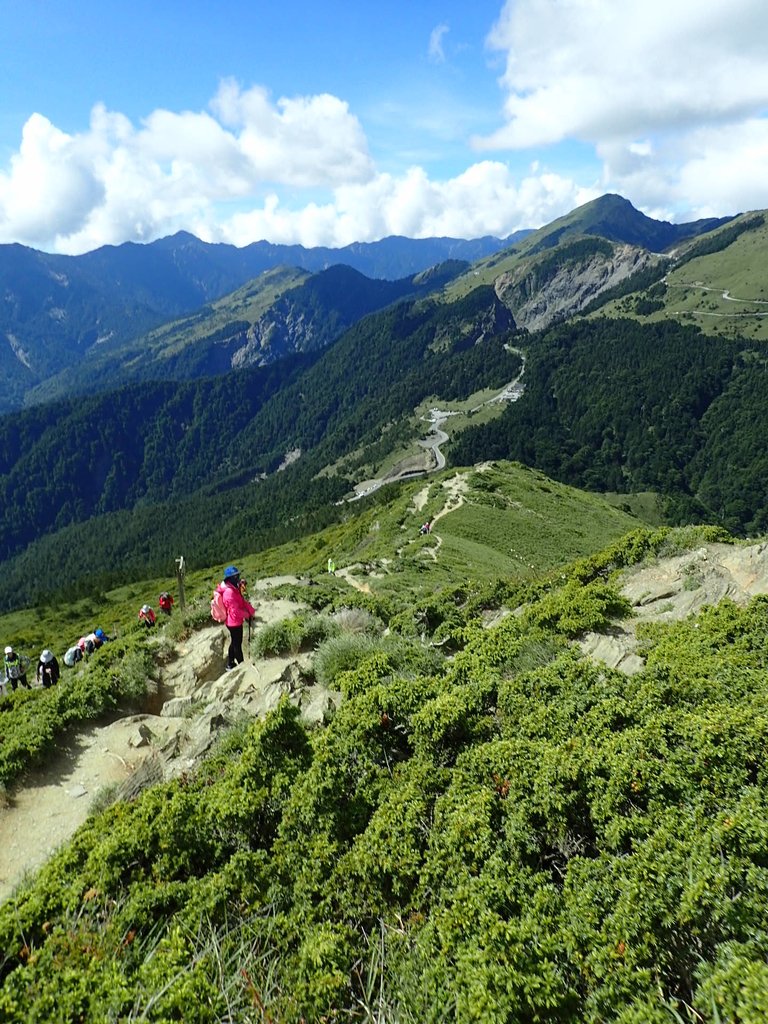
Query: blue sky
1 0 766 254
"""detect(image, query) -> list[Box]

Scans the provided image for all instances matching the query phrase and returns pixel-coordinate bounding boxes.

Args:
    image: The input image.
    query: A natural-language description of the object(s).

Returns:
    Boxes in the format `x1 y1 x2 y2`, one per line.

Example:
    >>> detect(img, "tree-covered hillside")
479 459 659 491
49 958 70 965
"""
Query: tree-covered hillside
449 317 768 534
0 288 520 610
0 232 506 413
5 198 768 614
6 291 768 612
24 261 471 407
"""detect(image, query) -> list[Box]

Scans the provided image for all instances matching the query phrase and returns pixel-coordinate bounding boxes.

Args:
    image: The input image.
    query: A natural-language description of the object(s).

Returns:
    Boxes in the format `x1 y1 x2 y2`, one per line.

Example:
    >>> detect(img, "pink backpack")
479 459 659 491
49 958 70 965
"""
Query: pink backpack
210 587 227 623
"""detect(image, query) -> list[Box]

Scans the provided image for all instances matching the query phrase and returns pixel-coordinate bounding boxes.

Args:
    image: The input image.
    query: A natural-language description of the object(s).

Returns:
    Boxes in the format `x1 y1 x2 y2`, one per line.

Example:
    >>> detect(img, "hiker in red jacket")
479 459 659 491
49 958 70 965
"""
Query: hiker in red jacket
216 566 255 670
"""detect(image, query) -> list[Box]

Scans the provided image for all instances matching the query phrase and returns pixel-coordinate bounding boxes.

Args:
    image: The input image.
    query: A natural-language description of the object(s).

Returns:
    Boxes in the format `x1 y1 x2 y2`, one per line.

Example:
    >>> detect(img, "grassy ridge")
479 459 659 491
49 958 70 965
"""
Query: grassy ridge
596 212 768 340
2 459 635 654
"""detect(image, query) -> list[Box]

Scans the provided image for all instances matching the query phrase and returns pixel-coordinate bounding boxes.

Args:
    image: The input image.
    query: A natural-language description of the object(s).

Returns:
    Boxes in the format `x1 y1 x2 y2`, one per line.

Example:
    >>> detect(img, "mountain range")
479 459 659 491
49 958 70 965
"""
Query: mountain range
1 192 767 610
0 231 518 413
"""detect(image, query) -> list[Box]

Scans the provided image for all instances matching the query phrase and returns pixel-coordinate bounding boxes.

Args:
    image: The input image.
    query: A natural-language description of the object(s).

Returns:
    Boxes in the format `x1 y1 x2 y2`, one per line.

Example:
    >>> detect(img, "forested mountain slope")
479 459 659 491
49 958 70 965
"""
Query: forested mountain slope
450 316 768 534
0 195 738 413
0 287 520 609
4 195 768 615
0 232 508 413
24 260 470 407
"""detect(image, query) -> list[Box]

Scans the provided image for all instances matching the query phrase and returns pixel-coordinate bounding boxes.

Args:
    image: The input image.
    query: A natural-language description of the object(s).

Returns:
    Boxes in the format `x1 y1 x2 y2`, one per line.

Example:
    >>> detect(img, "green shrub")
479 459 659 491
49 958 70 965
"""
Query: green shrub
253 612 339 657
7 529 768 1021
314 634 383 689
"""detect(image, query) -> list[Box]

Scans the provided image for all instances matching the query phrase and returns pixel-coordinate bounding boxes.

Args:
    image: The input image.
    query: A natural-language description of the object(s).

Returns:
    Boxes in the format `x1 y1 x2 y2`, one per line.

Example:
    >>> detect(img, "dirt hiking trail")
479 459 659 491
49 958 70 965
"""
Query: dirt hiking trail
0 586 339 903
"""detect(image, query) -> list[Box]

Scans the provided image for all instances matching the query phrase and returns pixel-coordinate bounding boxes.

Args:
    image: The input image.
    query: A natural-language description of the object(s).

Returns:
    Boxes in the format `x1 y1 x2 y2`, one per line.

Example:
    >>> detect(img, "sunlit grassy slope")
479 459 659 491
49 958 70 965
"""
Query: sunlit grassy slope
596 212 768 340
0 461 640 660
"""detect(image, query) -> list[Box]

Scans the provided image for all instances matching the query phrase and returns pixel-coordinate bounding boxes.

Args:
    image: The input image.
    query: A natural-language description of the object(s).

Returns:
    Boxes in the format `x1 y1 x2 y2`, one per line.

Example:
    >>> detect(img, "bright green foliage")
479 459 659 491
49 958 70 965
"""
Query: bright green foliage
251 611 339 657
5 529 768 1020
315 634 442 695
0 639 153 784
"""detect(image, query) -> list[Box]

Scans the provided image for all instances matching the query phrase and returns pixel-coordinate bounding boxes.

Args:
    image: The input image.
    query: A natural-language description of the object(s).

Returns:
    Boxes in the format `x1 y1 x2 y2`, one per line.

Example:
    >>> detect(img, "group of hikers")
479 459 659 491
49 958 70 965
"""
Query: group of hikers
1 589 179 699
2 551 365 699
2 626 112 696
140 571 253 672
3 645 60 694
138 592 175 629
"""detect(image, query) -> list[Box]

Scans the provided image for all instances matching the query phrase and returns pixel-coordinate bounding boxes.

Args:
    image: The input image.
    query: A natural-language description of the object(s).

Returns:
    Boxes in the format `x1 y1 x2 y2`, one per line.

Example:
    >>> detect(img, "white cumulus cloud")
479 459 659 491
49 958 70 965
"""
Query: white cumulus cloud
476 0 768 220
0 82 378 253
2 2 767 256
220 161 597 248
480 0 768 148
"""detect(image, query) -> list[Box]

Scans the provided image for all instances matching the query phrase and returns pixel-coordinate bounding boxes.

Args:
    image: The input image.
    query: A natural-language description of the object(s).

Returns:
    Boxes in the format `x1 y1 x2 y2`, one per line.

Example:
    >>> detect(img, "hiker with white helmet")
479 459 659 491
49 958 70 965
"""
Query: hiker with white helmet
4 645 31 692
138 604 156 629
37 649 60 688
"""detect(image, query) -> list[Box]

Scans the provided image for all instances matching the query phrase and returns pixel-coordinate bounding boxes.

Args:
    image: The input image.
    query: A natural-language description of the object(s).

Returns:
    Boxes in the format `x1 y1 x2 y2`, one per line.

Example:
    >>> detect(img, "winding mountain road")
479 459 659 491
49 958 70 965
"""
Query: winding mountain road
349 350 526 502
666 280 768 318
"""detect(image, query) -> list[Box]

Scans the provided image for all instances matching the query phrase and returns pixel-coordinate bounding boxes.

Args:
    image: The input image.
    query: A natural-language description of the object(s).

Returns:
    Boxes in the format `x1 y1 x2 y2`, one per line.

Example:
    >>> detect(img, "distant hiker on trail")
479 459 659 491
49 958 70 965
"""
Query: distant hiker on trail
138 604 156 629
327 558 336 574
215 565 255 671
4 645 31 691
159 592 174 616
94 627 108 644
419 518 433 535
37 650 60 688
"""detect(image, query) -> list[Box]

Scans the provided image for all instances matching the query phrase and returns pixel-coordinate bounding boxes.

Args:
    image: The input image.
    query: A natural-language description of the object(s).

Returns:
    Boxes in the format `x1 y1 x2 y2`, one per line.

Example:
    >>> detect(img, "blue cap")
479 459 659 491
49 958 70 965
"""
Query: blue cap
224 565 240 579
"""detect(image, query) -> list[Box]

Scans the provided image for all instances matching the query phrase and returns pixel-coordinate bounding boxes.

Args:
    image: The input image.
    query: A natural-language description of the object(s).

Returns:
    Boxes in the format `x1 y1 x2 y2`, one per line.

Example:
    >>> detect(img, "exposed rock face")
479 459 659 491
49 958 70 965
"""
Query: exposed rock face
230 304 331 368
580 541 768 675
430 293 517 351
495 243 664 331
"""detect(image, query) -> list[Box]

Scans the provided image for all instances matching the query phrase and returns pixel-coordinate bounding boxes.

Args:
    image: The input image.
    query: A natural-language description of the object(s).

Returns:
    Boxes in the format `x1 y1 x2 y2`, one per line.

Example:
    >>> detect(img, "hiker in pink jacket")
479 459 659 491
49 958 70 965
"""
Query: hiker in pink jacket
218 565 255 670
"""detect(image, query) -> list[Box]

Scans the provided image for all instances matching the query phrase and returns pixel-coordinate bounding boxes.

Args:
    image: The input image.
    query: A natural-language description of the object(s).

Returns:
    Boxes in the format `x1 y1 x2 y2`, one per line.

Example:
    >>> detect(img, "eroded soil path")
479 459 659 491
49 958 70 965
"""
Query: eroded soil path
0 586 337 903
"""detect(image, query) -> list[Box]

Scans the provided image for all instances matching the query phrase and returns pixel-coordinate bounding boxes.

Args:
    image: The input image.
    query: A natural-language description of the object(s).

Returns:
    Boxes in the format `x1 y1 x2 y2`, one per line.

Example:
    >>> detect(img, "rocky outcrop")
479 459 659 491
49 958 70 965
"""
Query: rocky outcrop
230 302 334 368
580 541 768 675
495 242 664 331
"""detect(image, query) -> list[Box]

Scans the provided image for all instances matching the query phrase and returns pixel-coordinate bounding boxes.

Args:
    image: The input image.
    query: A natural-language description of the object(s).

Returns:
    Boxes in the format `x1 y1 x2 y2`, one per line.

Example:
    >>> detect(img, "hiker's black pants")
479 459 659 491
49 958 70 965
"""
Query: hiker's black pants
227 624 244 668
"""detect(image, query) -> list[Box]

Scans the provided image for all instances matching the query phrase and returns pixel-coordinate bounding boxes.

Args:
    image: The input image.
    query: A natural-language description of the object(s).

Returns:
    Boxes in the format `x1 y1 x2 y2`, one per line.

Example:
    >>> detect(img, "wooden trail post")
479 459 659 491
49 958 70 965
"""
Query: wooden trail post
175 556 186 611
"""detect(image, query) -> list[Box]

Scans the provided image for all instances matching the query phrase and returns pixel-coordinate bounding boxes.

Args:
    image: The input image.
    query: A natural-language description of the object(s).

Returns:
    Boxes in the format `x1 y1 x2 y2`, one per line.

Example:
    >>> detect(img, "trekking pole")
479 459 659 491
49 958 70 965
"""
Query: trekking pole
247 616 252 662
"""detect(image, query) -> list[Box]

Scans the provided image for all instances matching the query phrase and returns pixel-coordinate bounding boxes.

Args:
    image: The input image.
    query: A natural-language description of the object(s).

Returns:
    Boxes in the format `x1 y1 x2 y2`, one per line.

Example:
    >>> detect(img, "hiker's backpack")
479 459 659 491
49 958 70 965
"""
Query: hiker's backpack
64 646 83 667
210 587 227 623
159 591 172 609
